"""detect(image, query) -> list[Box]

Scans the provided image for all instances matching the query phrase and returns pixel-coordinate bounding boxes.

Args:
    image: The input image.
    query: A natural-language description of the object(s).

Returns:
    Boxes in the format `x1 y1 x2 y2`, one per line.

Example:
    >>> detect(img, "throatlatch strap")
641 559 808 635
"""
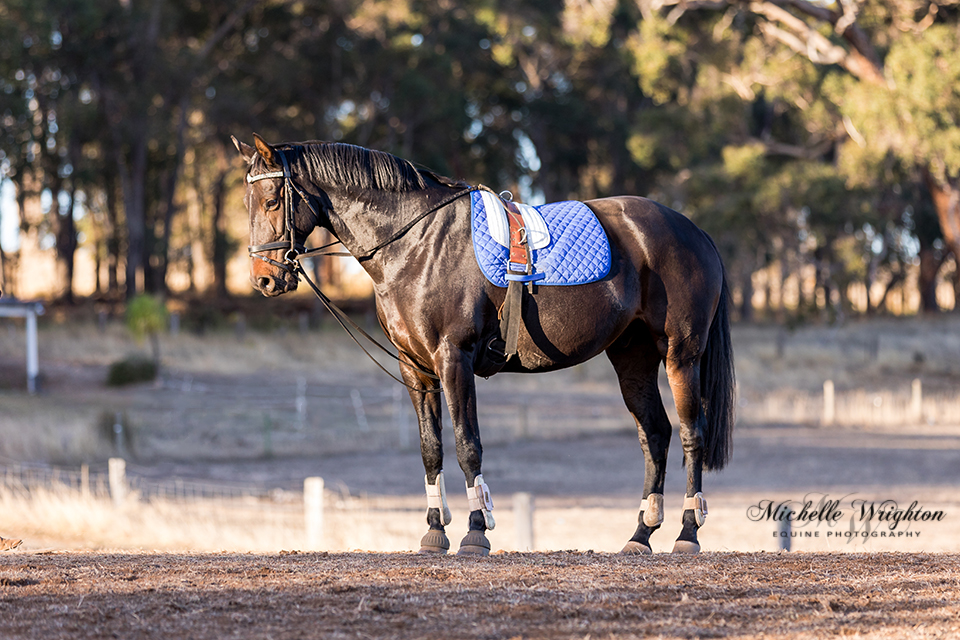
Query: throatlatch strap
641 493 664 527
425 472 452 526
683 492 708 527
466 475 496 530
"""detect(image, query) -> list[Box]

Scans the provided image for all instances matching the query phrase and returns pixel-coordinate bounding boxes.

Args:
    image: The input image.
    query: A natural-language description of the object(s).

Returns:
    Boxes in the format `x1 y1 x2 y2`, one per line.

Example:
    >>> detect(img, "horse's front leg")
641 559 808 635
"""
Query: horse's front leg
437 343 495 556
404 366 452 554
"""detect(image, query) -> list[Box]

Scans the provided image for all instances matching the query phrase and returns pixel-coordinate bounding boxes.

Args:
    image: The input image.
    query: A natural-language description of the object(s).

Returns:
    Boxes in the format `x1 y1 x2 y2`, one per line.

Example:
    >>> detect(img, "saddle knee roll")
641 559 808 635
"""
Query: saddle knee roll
683 492 708 527
425 472 452 526
466 474 496 530
641 493 665 527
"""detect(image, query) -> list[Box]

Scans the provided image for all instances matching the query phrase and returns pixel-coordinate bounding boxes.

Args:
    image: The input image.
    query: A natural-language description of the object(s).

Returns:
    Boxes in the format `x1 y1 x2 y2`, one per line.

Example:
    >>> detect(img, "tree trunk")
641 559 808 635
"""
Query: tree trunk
55 137 81 304
917 245 943 314
739 266 754 322
211 144 230 299
156 94 190 295
0 180 6 298
57 183 78 304
924 172 960 278
105 170 121 295
111 117 149 299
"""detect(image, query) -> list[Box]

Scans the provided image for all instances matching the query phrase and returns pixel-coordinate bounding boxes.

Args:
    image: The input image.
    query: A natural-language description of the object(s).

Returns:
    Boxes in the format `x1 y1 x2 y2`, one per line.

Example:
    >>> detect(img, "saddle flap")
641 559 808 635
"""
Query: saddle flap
479 190 550 251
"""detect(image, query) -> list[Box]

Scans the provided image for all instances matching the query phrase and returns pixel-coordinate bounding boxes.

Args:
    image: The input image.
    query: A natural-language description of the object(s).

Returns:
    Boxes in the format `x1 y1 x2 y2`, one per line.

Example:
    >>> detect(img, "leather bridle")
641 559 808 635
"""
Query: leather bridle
246 149 337 275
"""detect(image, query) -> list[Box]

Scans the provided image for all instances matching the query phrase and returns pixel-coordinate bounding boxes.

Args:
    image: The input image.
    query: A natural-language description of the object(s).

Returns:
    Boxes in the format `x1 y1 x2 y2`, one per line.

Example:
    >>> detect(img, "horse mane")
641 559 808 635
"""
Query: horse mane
265 141 468 192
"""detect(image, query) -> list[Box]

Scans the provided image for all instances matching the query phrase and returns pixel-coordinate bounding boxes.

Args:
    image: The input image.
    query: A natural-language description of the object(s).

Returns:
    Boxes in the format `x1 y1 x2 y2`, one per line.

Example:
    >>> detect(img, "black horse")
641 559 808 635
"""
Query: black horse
234 134 735 556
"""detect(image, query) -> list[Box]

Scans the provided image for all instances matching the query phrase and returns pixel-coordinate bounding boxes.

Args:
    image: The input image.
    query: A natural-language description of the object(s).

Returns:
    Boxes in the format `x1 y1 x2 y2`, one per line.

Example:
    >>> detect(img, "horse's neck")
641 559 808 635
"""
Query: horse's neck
323 188 436 278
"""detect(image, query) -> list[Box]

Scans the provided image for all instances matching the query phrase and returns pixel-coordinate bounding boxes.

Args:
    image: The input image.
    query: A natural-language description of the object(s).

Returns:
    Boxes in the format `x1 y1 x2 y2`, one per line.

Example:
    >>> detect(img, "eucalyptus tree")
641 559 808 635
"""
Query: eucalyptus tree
646 0 960 312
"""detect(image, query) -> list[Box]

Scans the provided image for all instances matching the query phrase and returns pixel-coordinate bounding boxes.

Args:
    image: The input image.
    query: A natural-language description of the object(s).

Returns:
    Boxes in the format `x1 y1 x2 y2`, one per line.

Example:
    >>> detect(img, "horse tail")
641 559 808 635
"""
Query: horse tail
700 267 736 471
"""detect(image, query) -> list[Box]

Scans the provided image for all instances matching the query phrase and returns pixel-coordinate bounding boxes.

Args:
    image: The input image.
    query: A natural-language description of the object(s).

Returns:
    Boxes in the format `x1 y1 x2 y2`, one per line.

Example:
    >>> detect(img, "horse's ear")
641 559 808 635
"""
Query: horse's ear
252 133 279 168
232 135 256 162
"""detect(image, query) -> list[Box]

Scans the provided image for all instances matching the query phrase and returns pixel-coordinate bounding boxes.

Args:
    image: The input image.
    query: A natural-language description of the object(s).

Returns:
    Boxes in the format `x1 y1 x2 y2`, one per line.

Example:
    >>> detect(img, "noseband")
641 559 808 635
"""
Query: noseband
246 149 329 275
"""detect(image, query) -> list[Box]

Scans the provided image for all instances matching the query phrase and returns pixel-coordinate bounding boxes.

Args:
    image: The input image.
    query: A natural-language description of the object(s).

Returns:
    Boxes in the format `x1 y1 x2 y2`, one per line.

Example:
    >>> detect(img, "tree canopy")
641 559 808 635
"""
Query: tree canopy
1 0 958 319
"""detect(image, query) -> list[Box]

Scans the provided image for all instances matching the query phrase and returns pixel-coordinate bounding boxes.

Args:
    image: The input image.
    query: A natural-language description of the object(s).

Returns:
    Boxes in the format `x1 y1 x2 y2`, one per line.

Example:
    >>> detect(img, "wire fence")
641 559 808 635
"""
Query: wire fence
0 459 528 552
739 378 960 428
0 460 298 510
111 372 635 462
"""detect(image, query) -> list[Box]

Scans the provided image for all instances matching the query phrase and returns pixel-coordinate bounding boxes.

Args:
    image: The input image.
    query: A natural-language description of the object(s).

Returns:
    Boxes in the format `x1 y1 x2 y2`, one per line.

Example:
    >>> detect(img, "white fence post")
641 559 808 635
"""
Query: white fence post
108 458 127 507
514 492 534 551
822 380 835 426
911 378 923 424
304 477 325 551
25 309 39 394
296 377 307 430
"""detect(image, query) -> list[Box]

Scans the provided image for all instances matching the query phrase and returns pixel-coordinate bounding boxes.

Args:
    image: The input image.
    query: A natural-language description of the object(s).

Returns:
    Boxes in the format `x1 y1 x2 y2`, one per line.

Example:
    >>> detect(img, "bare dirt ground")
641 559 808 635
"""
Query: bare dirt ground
2 551 959 639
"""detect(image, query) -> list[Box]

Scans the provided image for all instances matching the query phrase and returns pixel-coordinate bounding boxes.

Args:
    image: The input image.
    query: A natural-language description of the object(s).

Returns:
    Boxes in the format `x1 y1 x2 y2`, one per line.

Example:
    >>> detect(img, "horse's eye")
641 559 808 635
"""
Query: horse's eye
265 198 279 210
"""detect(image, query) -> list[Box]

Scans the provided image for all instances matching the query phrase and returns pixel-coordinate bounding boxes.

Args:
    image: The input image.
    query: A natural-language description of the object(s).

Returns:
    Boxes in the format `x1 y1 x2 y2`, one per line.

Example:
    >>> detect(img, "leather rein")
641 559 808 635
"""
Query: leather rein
246 149 476 393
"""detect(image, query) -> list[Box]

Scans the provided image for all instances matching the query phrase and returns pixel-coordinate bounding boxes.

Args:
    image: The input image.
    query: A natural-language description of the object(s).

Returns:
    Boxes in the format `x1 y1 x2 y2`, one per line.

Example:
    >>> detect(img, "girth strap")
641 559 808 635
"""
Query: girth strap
497 199 542 362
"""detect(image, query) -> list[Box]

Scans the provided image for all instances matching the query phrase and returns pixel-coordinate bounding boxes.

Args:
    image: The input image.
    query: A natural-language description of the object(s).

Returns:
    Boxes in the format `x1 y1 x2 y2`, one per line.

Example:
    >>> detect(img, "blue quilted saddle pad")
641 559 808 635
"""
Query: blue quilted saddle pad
470 190 611 287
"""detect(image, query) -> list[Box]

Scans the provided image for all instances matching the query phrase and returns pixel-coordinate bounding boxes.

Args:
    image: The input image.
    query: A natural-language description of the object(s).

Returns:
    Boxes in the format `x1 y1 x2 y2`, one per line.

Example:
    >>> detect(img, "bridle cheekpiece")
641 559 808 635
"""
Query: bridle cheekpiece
246 149 323 276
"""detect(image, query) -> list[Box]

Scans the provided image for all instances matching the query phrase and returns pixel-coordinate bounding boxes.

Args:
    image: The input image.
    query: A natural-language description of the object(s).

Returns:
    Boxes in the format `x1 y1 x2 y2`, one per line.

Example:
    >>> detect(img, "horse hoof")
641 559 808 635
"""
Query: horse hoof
671 540 701 554
418 530 450 554
456 530 491 556
619 541 652 555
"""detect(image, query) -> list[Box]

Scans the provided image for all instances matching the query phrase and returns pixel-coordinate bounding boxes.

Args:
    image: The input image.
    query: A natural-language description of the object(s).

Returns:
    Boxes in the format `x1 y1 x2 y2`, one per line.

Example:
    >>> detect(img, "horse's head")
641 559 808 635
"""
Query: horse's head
234 133 317 297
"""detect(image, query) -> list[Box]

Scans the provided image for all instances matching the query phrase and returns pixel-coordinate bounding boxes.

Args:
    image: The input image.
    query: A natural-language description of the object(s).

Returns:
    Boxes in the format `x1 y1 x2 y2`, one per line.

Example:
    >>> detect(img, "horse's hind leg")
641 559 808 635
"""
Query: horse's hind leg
665 340 708 554
606 326 671 555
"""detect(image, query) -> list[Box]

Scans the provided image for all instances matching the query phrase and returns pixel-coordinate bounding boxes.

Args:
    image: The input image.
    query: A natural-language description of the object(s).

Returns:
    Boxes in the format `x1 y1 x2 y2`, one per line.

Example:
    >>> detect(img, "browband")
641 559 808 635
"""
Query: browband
247 169 285 183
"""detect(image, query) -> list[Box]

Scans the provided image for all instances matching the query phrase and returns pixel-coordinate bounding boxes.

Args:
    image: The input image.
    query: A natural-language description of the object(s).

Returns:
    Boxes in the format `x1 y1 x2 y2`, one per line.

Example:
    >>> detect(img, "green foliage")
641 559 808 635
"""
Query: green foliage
3 0 960 318
125 294 168 342
106 356 158 387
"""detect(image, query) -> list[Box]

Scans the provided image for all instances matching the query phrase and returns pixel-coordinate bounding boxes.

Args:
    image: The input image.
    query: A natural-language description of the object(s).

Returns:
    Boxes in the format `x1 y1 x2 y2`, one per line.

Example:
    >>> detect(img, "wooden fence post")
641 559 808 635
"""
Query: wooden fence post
25 309 39 394
80 464 90 500
514 492 534 551
108 458 126 507
778 506 792 552
822 380 835 426
304 477 325 551
911 378 923 424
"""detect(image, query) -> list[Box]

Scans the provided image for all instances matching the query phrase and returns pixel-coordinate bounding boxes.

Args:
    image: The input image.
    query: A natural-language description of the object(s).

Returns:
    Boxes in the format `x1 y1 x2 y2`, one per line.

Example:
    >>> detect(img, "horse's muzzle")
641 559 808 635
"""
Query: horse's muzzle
253 274 298 297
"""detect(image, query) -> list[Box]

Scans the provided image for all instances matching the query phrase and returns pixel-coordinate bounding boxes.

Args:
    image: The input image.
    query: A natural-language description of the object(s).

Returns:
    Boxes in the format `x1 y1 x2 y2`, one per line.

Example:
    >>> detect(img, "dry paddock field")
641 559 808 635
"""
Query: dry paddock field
2 551 959 639
5 320 960 637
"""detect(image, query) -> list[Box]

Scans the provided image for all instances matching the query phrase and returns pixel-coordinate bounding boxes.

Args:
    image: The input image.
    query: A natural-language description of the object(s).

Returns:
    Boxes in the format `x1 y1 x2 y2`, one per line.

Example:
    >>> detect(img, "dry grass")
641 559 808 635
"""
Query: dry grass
3 315 960 559
5 480 960 555
4 315 960 465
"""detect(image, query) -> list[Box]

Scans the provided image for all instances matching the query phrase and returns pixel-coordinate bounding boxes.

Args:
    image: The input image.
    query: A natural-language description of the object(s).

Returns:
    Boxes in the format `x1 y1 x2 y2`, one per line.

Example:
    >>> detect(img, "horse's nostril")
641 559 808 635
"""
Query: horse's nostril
257 276 274 292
